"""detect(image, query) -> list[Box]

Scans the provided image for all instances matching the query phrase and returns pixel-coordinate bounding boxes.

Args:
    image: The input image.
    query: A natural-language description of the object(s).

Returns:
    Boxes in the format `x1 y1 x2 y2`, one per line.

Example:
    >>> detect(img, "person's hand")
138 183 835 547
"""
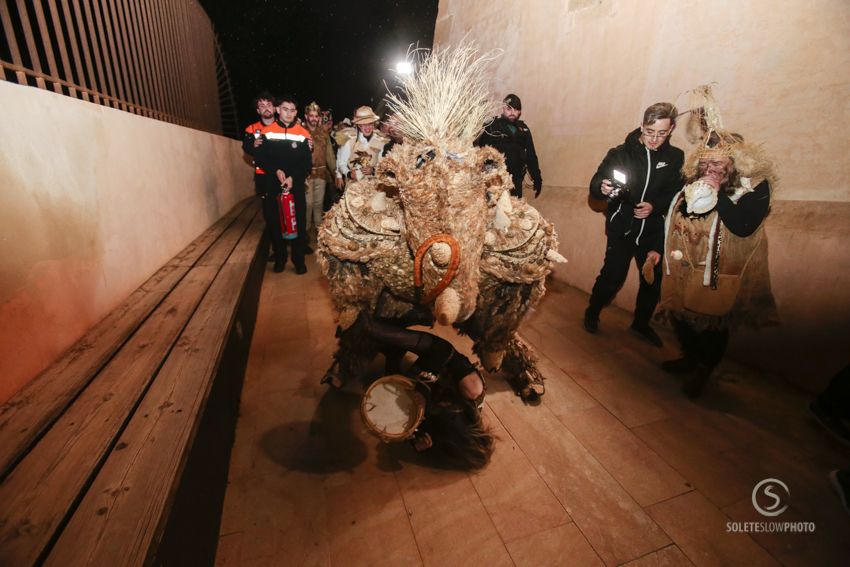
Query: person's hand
275 169 287 185
307 138 314 151
411 431 433 452
699 175 721 191
534 185 542 198
633 201 654 219
335 176 345 190
283 176 293 190
600 179 614 197
253 137 263 148
361 165 374 176
647 250 661 266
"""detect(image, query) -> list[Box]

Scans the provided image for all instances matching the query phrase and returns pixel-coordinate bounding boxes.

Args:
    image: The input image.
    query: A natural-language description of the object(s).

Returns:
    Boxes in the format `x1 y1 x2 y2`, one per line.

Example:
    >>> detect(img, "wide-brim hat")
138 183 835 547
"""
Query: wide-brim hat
352 106 380 125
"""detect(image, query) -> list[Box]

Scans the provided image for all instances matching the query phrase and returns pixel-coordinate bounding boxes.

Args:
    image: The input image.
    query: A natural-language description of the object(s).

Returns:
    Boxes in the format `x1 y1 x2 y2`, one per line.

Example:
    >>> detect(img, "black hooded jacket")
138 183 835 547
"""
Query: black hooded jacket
476 116 542 190
589 128 684 250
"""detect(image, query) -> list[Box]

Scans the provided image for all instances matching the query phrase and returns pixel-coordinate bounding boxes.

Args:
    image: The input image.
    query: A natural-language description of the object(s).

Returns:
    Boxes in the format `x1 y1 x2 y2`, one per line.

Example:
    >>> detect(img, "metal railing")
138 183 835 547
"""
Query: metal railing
0 0 237 135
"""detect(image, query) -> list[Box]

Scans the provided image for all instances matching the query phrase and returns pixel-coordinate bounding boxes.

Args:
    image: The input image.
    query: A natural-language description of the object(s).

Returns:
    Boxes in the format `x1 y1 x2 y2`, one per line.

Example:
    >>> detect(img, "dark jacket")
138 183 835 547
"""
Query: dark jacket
253 120 313 194
476 116 542 190
590 128 684 250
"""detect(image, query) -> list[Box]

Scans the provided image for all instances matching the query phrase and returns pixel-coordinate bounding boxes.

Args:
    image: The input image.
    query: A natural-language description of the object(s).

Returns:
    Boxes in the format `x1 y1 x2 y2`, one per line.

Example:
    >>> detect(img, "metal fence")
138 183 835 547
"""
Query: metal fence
0 0 237 136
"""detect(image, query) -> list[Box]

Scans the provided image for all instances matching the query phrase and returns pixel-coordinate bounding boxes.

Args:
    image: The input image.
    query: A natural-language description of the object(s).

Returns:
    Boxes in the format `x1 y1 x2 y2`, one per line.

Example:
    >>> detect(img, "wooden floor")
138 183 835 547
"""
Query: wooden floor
216 255 849 567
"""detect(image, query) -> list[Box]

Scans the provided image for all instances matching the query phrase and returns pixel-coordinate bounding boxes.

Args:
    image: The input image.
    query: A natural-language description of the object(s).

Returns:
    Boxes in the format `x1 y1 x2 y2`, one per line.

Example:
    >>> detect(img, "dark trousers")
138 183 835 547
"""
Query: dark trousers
260 186 307 269
816 364 850 419
587 234 662 325
672 318 729 368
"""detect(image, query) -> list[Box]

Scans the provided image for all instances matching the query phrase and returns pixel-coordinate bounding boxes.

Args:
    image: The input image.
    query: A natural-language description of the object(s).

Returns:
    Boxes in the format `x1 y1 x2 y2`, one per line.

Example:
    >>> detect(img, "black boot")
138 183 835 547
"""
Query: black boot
583 308 599 334
683 364 713 398
629 322 663 347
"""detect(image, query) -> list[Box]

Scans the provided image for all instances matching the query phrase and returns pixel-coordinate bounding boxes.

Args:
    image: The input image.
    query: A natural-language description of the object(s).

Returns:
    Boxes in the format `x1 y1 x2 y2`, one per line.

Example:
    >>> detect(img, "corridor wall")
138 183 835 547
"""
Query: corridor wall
435 0 850 390
0 81 253 402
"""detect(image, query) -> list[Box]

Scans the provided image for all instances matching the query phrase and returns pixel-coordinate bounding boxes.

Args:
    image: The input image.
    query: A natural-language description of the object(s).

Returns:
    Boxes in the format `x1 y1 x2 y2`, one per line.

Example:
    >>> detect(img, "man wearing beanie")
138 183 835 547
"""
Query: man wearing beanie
475 94 543 199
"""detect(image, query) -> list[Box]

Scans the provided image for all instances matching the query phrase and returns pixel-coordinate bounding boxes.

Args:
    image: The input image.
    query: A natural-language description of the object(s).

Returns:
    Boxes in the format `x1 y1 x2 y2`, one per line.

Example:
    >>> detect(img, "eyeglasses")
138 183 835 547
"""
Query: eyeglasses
642 129 670 141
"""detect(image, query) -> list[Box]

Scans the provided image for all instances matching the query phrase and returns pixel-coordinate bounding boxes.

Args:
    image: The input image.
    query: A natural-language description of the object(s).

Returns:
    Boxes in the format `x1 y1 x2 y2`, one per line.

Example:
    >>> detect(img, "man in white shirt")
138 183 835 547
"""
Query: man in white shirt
335 106 389 189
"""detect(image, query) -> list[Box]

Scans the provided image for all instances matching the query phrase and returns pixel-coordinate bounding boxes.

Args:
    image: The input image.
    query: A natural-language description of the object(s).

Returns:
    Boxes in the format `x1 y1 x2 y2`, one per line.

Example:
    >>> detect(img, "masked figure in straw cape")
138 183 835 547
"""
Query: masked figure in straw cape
317 43 567 402
655 86 779 398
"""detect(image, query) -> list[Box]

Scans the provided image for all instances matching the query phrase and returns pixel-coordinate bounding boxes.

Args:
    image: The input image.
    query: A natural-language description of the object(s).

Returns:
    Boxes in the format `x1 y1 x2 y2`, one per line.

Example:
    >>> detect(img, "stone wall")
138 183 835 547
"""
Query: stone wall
435 0 850 390
0 81 253 403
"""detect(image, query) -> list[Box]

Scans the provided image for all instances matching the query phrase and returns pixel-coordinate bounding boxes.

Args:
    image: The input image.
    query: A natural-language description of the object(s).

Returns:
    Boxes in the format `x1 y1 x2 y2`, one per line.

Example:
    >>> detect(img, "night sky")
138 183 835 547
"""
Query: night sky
199 0 439 134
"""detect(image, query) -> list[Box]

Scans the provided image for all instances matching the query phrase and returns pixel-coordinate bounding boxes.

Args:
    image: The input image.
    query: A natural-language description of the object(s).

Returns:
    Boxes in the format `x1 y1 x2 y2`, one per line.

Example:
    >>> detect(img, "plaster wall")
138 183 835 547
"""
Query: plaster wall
0 81 253 403
436 0 850 390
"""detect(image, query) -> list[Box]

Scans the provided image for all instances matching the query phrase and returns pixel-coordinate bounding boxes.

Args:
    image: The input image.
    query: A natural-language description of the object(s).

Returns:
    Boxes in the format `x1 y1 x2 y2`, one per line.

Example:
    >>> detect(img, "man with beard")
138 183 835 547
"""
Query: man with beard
242 91 284 266
303 101 335 249
475 94 542 199
656 116 777 397
583 102 684 347
253 95 313 274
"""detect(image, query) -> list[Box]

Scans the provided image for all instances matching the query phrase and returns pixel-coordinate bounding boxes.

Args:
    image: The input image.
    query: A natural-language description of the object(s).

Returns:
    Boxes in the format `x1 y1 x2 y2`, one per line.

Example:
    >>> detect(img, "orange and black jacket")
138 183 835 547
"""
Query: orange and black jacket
242 120 281 176
252 120 313 194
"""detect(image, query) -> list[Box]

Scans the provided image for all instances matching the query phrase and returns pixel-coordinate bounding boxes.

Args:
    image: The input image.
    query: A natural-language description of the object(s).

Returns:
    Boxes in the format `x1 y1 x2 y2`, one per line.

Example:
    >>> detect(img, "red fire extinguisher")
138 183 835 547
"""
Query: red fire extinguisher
277 189 298 240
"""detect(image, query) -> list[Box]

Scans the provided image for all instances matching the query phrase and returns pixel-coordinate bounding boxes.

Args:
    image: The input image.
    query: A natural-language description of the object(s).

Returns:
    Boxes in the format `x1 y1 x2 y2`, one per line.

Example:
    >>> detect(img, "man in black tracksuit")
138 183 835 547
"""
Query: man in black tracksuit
584 102 684 347
475 94 542 199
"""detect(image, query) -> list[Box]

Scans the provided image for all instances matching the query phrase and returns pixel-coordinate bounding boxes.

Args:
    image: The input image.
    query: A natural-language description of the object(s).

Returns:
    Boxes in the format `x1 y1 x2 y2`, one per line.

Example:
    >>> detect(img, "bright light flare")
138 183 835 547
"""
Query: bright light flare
395 61 413 75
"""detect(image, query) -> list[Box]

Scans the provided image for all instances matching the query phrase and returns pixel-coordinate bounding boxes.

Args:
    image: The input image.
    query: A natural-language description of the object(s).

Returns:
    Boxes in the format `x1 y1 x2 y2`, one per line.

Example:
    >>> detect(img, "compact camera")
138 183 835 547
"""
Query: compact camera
608 169 630 202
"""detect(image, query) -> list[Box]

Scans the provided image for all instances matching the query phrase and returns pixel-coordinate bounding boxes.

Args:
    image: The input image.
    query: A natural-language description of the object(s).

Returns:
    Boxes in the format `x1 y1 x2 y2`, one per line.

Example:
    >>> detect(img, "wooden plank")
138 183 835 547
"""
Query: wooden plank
30 0 63 94
111 0 141 113
70 0 100 103
647 491 779 567
632 418 756 509
56 0 91 101
89 0 120 106
47 0 77 100
45 227 264 566
487 394 670 566
504 523 603 567
0 2 28 84
394 464 513 567
621 545 694 567
134 0 165 120
121 0 152 117
146 0 177 120
97 0 128 109
196 202 258 266
326 475 421 567
0 265 218 567
557 406 691 507
0 200 251 477
469 404 571 543
15 0 47 89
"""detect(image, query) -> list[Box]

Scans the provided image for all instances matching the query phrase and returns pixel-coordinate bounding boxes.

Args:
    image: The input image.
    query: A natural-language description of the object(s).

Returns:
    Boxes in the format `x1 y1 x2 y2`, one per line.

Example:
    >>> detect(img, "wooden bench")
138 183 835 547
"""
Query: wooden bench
0 198 266 566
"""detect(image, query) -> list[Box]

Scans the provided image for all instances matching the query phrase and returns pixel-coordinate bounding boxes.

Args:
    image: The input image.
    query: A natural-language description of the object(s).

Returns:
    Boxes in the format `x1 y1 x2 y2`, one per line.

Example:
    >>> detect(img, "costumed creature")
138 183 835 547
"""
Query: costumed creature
656 85 779 397
317 43 567 401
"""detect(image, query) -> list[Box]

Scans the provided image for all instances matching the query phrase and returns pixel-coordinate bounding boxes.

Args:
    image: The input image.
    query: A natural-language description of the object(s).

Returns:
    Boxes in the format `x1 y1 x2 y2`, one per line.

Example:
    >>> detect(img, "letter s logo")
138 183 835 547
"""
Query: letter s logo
752 478 790 517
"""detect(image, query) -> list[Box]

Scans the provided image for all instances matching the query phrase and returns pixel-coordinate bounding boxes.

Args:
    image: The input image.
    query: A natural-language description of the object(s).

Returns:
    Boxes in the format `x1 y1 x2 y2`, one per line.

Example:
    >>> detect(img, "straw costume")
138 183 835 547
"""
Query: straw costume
657 85 778 397
317 43 566 401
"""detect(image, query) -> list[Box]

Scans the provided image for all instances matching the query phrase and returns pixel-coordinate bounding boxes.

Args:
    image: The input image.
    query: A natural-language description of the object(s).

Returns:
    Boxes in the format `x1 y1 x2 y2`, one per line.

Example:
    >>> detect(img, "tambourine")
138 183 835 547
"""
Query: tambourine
360 375 425 443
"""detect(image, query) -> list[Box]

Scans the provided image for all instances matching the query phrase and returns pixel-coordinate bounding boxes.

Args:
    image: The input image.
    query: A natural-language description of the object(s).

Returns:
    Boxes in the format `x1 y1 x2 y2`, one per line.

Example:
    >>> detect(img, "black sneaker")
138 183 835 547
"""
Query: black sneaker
273 260 285 273
809 401 850 446
295 265 308 275
305 245 315 255
629 323 663 348
583 309 599 334
829 469 850 515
